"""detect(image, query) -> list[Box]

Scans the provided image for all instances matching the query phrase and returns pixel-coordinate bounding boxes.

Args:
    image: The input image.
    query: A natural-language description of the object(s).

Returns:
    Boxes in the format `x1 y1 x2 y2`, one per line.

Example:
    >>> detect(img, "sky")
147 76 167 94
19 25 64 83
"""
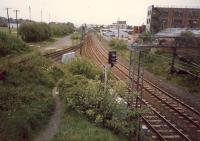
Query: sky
1 0 200 26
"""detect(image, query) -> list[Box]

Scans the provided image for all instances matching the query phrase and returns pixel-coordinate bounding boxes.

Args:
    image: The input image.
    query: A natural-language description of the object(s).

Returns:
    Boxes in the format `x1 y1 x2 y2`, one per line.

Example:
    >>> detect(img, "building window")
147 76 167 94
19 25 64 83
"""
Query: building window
161 19 167 23
149 19 151 24
162 10 169 16
149 10 152 15
175 10 183 17
189 20 198 28
189 10 199 19
173 19 182 27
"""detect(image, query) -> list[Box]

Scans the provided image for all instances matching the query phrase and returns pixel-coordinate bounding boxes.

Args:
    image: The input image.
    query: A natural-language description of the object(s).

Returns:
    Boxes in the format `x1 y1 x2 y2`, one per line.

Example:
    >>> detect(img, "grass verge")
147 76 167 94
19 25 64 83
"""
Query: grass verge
51 108 127 141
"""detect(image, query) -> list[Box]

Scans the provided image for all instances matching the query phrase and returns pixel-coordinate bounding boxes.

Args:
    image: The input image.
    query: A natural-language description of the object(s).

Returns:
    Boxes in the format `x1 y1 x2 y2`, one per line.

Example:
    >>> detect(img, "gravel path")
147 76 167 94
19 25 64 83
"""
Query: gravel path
47 35 72 48
41 35 72 52
33 84 63 141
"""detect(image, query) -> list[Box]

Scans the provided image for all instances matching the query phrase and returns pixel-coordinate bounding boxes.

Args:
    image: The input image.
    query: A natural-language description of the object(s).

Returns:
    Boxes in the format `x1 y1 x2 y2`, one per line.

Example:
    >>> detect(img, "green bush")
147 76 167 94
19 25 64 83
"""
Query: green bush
19 22 51 42
0 32 28 56
109 39 127 50
59 75 139 136
0 55 64 141
179 31 199 47
138 32 153 43
49 22 75 37
59 59 141 138
71 32 81 40
66 57 103 80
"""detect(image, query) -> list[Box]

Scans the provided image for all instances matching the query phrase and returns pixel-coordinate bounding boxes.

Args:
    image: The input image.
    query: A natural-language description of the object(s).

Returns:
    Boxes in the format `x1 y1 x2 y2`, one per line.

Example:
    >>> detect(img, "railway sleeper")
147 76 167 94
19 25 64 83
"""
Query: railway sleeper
151 124 169 128
148 119 163 123
143 115 158 119
152 135 181 140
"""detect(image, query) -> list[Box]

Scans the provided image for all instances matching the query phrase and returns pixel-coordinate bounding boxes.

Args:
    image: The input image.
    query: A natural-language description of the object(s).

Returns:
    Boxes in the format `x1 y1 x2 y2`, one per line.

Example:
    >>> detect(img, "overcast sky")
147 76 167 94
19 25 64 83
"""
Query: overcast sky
1 0 200 25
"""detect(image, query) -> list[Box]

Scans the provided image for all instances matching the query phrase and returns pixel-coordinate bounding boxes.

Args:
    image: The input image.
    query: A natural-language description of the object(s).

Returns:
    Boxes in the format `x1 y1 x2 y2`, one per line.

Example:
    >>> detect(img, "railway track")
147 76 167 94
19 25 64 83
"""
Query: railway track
44 43 82 61
10 43 82 65
82 33 200 141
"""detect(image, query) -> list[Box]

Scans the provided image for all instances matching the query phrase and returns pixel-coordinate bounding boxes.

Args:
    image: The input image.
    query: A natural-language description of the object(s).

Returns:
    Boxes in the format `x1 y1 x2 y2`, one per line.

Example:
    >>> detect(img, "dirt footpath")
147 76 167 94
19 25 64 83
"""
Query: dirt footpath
33 85 63 141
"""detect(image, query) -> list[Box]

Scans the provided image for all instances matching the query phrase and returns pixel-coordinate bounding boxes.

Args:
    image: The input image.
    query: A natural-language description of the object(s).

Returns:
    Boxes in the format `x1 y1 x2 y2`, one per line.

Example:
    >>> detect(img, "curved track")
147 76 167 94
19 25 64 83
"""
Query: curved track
82 33 200 141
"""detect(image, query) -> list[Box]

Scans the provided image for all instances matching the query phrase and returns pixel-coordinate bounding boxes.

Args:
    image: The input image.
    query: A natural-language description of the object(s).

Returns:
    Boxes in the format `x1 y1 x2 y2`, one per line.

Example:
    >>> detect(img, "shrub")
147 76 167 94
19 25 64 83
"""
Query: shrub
0 55 64 141
49 22 75 37
0 32 28 56
59 75 139 136
59 59 141 138
179 31 199 47
109 39 127 50
66 57 103 80
19 22 51 42
71 32 81 40
138 32 153 43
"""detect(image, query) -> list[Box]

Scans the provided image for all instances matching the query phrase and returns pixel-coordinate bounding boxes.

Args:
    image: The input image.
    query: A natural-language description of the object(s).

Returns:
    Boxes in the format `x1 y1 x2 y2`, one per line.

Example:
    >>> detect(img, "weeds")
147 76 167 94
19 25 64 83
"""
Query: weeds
19 22 51 42
0 55 64 141
0 32 28 56
109 38 127 50
57 58 141 140
49 23 75 37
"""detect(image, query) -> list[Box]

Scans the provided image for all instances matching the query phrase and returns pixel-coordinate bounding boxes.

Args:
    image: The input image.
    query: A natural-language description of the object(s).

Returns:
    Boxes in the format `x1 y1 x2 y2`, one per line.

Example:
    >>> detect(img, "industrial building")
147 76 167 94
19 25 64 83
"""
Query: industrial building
133 25 146 33
100 20 133 40
146 5 200 33
109 21 127 29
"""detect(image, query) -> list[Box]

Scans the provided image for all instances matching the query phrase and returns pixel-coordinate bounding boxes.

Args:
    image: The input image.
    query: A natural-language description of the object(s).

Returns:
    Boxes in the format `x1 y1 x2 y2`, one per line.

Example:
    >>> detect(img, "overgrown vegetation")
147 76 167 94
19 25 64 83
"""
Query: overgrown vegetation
19 22 75 42
55 58 141 140
138 32 153 43
0 27 16 34
0 55 64 141
178 31 199 47
19 22 51 42
67 58 103 79
142 50 200 96
71 32 81 45
108 38 130 60
49 22 75 37
109 38 127 50
71 32 81 40
0 32 28 57
52 109 127 141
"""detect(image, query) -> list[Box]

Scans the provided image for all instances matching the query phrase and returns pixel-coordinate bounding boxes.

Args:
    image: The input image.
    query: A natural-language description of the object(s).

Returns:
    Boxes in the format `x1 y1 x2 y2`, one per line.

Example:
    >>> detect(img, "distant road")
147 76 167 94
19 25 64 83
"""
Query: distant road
48 35 72 48
42 35 72 52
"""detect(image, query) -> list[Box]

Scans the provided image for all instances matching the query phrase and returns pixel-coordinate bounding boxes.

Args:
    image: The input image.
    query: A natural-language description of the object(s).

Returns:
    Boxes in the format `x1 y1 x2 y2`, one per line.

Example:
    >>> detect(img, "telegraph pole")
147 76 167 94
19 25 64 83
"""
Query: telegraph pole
14 10 20 38
49 13 51 23
41 10 43 22
6 8 11 34
29 6 31 21
170 47 177 74
117 17 120 39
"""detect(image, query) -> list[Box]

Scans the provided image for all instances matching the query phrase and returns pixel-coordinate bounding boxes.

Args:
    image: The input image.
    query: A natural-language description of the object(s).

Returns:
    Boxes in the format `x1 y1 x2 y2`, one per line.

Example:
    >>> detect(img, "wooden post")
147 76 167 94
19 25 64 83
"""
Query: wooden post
136 51 141 91
14 10 20 38
6 8 11 34
170 47 177 74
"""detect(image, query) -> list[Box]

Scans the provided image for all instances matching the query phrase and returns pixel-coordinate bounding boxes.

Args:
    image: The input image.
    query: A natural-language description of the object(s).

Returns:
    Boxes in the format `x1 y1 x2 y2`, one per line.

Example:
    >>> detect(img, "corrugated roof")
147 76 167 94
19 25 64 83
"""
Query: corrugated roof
155 28 200 38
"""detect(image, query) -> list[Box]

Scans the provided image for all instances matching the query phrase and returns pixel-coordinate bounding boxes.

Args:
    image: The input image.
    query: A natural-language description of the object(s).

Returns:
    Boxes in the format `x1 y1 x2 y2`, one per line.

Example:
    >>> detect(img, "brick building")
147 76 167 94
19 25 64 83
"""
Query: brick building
146 5 200 33
133 25 146 33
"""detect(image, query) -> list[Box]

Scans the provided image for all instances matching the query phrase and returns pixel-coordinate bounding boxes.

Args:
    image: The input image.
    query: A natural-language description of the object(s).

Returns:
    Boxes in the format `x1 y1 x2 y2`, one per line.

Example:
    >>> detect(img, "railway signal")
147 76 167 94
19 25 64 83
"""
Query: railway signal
108 51 117 67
